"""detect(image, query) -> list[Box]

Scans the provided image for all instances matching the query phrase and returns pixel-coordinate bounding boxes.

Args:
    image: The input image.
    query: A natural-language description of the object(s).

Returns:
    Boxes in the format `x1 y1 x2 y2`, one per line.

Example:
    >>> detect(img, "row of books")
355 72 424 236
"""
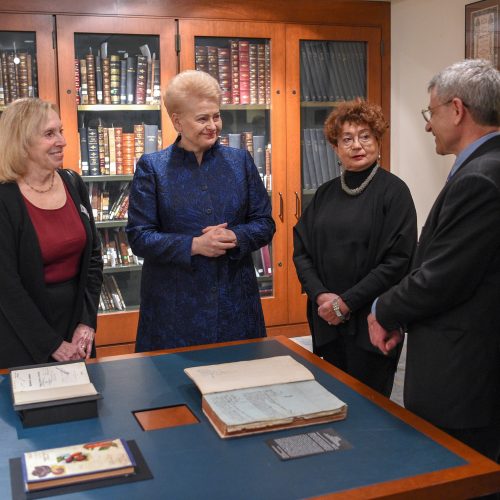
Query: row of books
252 244 272 278
100 275 127 311
75 43 160 106
300 41 366 102
195 40 271 105
79 124 161 176
100 228 141 269
88 182 130 221
219 132 272 191
302 128 341 190
0 50 38 106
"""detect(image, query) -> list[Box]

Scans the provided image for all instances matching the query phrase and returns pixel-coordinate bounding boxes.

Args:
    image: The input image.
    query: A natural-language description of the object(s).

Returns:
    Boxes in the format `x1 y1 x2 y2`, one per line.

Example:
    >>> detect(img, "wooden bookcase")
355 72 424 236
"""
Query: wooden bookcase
0 0 390 356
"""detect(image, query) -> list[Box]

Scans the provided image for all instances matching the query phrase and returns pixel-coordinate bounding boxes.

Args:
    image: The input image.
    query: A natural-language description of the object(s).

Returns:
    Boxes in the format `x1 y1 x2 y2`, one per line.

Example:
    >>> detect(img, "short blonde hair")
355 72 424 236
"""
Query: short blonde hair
163 70 221 117
324 100 388 147
0 98 59 182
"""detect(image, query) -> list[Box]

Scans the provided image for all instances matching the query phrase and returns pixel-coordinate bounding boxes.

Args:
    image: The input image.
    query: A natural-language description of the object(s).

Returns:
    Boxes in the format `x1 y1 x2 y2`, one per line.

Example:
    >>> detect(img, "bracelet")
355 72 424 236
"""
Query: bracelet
332 299 347 323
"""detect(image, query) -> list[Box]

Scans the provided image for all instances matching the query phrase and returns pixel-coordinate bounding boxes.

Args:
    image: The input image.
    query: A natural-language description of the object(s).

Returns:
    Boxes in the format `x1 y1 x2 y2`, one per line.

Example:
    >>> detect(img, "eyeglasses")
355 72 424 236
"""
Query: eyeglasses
339 132 376 149
421 100 453 123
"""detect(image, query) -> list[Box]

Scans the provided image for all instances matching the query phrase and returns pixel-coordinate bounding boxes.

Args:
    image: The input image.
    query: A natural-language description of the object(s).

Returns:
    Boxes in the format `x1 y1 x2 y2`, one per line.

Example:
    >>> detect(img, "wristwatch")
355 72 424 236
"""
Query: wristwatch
332 299 347 323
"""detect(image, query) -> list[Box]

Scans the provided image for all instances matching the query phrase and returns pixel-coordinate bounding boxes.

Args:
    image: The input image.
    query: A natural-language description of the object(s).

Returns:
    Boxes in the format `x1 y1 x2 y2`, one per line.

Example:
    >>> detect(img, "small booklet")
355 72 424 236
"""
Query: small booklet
22 438 136 492
184 355 347 438
10 361 98 407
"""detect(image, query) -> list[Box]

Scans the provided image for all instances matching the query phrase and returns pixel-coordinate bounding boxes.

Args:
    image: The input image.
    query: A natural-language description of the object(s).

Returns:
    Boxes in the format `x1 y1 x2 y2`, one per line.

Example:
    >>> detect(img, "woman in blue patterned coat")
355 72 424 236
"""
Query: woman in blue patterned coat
127 70 275 351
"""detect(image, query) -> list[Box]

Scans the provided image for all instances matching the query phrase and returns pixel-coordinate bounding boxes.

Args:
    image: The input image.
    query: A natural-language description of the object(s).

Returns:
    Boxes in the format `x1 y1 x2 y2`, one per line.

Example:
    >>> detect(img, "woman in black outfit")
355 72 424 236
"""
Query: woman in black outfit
293 100 417 397
0 98 103 369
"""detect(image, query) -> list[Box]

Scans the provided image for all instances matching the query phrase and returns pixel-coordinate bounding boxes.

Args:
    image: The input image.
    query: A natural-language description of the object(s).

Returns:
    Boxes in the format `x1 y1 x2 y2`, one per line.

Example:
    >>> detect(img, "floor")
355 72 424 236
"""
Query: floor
290 335 406 407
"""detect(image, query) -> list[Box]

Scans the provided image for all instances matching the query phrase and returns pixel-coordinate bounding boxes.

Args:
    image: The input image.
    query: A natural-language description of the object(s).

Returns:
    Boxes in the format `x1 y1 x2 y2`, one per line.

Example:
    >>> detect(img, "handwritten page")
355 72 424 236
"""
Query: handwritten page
11 362 98 406
204 380 346 427
184 355 315 395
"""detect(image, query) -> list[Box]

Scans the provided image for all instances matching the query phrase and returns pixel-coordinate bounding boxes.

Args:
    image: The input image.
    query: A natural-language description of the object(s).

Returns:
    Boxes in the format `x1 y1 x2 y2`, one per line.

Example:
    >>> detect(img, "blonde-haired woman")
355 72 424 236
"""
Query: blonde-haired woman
0 98 102 368
127 70 275 351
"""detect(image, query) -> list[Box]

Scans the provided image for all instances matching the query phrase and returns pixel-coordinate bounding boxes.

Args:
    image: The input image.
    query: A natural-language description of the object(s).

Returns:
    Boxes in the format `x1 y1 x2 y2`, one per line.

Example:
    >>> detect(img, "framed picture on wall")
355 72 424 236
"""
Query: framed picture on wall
465 0 499 69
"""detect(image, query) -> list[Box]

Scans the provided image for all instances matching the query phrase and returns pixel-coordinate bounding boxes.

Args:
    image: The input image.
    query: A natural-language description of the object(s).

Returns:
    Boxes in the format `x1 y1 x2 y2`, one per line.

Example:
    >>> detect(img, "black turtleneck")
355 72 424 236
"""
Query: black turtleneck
343 162 377 189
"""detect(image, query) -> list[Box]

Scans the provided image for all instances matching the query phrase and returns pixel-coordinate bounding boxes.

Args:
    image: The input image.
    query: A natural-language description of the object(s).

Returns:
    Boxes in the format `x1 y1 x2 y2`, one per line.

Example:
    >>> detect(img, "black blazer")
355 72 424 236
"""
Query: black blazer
0 169 103 368
377 135 500 429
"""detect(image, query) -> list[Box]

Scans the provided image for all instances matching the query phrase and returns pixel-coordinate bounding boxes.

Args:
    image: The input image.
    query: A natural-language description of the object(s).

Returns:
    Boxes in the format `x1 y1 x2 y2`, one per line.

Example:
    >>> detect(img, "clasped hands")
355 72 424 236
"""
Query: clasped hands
316 293 350 326
52 323 95 362
367 313 403 355
192 222 237 258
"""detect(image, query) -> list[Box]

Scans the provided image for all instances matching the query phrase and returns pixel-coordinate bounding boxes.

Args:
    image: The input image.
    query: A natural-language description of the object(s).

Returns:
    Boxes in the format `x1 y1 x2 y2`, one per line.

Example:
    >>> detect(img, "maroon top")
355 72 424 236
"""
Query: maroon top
23 182 86 284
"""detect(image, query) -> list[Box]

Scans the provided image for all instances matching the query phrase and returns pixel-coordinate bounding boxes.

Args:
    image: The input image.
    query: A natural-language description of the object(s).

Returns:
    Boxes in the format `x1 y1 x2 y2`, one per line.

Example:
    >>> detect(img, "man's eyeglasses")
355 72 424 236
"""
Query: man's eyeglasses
421 100 453 122
339 132 376 149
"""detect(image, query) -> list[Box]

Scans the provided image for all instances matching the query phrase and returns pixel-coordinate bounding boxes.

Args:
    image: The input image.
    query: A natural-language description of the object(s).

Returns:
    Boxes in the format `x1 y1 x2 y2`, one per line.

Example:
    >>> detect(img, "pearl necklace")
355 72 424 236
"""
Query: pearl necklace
340 163 379 196
24 170 56 193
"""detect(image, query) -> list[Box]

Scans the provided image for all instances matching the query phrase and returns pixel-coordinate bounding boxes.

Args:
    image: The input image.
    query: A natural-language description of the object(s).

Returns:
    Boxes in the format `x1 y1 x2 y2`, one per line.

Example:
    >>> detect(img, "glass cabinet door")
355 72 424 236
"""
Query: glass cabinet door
179 20 288 326
0 14 57 109
56 16 176 340
286 25 382 325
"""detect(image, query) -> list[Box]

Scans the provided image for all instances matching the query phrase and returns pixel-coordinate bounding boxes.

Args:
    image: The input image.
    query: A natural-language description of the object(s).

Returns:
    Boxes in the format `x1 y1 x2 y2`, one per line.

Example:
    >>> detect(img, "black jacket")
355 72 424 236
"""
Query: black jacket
0 169 103 368
377 135 500 429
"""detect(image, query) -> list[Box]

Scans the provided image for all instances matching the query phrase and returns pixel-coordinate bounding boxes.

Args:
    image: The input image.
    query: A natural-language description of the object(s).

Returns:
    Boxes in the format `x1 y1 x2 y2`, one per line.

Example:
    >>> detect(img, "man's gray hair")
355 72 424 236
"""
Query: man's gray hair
428 59 500 126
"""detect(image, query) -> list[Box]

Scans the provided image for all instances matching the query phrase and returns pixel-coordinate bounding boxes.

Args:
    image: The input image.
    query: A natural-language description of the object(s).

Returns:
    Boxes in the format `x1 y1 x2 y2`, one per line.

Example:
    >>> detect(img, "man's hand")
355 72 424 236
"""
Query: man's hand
367 313 403 355
192 223 237 257
316 293 350 326
71 323 95 359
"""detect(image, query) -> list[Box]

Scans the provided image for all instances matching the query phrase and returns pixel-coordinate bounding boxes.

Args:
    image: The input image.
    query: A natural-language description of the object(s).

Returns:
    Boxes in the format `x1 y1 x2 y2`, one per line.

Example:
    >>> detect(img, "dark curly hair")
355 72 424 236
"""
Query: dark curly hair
324 100 388 146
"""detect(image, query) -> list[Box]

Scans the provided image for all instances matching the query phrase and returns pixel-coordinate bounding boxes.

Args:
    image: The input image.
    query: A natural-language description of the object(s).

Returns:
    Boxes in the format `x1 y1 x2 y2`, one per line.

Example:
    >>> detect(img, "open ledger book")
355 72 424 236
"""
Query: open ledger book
184 355 347 438
10 361 99 407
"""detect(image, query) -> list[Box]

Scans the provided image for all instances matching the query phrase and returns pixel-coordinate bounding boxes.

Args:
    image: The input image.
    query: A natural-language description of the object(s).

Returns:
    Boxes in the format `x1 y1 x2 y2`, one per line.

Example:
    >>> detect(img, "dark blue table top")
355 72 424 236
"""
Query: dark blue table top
0 339 467 499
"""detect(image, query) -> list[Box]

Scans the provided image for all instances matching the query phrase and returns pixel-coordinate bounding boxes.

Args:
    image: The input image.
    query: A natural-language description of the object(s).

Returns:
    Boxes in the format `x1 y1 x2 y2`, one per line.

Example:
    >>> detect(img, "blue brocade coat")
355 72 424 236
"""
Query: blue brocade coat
126 139 275 351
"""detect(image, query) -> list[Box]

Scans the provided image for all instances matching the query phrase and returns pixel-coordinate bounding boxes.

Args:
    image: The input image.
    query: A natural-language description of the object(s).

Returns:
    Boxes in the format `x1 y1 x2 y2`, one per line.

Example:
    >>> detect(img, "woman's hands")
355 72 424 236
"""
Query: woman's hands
52 324 95 361
316 293 350 326
71 323 95 359
191 223 237 257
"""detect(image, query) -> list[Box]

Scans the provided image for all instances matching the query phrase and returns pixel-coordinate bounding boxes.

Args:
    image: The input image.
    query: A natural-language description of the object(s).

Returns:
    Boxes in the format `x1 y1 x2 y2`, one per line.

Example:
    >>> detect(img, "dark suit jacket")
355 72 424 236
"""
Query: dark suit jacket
377 135 500 429
0 169 103 369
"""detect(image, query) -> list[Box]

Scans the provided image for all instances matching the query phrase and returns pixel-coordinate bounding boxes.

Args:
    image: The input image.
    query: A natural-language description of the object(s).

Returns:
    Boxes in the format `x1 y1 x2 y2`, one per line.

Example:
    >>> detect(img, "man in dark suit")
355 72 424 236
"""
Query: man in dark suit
368 59 500 465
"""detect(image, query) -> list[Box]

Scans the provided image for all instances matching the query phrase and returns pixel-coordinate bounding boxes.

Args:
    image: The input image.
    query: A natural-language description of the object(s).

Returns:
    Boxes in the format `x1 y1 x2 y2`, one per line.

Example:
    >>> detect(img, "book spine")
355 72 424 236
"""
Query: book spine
135 55 147 105
97 126 106 175
257 44 266 105
229 40 239 105
79 58 88 105
207 46 219 82
87 128 100 176
119 59 127 104
152 54 161 104
121 133 135 174
126 56 136 105
17 52 29 98
1 52 10 104
95 54 103 104
218 47 231 105
238 41 250 105
74 58 81 105
110 54 121 105
108 127 117 175
249 43 258 105
143 124 158 154
0 54 4 106
101 57 111 105
195 45 209 73
114 127 123 175
79 127 90 176
85 53 97 105
134 124 145 161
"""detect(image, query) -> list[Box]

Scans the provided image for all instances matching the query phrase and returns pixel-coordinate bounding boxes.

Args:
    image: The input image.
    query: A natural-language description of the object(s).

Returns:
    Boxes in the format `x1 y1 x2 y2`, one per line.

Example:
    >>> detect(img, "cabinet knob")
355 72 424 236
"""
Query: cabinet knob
278 262 283 267
276 89 280 95
66 89 72 94
292 89 297 95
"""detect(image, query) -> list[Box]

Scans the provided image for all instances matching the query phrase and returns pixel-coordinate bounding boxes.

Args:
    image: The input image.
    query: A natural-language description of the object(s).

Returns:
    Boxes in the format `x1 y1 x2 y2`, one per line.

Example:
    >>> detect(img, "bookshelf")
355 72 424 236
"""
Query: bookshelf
0 14 57 108
0 0 390 353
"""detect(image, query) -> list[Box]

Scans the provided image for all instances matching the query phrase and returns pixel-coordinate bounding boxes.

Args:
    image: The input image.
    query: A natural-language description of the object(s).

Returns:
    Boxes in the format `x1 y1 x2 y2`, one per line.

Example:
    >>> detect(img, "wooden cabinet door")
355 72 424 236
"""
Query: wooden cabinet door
56 15 177 170
178 19 288 326
0 13 57 106
285 24 382 324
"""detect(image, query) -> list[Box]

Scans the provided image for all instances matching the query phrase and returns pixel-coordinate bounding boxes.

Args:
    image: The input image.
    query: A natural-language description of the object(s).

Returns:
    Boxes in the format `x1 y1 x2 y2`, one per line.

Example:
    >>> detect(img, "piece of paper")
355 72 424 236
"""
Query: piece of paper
184 355 315 395
267 428 352 460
